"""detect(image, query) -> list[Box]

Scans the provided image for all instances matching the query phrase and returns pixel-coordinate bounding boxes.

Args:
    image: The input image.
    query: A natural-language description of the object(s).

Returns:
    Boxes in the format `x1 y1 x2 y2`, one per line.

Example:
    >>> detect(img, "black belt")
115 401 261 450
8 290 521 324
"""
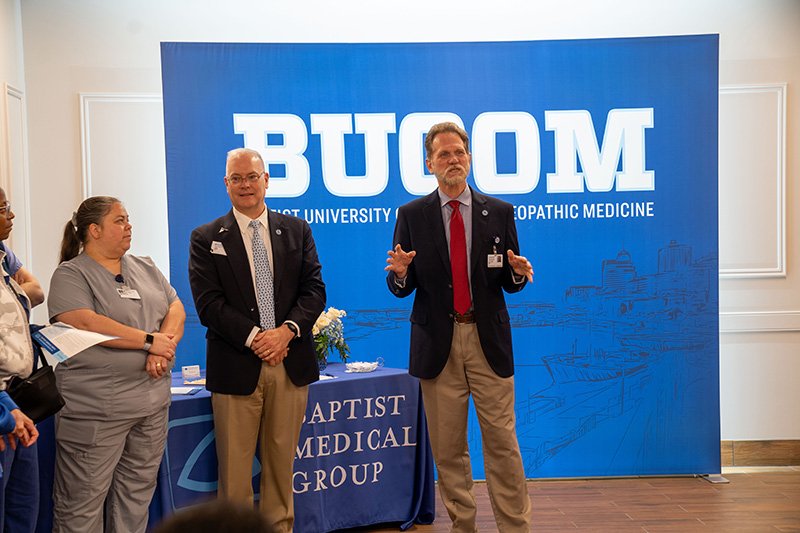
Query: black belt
453 311 475 324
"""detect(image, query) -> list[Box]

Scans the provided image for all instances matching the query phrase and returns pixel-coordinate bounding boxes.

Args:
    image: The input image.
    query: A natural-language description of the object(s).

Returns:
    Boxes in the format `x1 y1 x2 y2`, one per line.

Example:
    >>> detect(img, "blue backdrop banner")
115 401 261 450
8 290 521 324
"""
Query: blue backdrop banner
161 35 720 478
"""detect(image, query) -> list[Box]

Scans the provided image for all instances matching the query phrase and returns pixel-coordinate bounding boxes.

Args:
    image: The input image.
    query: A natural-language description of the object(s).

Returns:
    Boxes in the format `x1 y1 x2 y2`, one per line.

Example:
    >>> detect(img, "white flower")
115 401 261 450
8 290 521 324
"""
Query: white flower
326 308 343 321
313 306 351 363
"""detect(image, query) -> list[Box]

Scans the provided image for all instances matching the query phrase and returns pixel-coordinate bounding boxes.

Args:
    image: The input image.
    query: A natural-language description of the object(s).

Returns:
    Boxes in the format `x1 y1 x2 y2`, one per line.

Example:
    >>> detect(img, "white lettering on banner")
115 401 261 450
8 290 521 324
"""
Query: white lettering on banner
233 114 310 197
295 426 415 459
293 394 412 494
234 109 654 198
302 395 406 424
514 203 581 221
293 462 384 494
545 108 654 193
583 201 655 219
274 203 654 224
512 201 655 221
310 113 396 197
271 206 393 224
472 111 540 194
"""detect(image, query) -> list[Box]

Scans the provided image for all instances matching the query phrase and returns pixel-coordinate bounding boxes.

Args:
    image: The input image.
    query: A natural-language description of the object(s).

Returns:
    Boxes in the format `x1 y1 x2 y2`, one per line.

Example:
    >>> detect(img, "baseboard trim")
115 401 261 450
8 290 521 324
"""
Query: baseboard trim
721 440 800 466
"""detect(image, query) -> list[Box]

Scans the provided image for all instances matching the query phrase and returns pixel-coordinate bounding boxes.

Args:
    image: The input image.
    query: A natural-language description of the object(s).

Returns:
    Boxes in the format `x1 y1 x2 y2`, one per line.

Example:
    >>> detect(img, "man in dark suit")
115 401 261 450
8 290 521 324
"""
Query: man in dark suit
386 122 533 532
189 148 325 533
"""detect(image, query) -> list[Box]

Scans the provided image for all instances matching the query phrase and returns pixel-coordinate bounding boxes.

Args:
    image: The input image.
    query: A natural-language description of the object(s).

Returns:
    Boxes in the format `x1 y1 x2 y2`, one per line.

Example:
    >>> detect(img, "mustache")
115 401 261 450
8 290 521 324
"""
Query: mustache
443 165 467 176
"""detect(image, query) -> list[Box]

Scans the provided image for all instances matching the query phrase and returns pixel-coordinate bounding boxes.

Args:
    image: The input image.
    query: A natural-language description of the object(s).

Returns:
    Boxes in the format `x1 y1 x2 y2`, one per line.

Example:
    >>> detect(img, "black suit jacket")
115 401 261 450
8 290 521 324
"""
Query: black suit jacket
387 188 526 379
189 209 326 393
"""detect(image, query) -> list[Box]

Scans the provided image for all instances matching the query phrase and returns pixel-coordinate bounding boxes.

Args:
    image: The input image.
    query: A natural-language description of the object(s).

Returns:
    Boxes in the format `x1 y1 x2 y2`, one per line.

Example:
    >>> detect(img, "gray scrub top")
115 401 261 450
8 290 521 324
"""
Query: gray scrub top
48 253 179 420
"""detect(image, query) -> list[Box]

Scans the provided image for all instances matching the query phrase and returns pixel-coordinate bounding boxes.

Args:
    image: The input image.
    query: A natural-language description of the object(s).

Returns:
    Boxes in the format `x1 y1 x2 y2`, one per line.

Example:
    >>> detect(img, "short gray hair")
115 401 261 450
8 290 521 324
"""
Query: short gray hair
226 148 265 172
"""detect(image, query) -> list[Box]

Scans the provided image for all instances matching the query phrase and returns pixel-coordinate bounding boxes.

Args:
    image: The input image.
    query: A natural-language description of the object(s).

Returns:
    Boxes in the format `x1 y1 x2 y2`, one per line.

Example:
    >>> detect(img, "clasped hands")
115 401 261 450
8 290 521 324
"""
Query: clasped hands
385 244 534 282
146 332 177 379
252 325 294 366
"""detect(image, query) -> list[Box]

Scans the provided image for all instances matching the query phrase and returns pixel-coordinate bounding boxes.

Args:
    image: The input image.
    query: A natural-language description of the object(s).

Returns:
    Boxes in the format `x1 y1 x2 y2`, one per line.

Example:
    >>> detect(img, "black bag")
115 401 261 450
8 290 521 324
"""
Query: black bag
7 328 65 424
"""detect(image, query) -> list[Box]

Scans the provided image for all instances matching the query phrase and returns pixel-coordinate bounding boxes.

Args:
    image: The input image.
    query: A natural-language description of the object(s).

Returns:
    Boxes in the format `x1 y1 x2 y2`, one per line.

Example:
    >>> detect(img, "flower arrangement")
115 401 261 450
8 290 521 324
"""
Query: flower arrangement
313 307 350 369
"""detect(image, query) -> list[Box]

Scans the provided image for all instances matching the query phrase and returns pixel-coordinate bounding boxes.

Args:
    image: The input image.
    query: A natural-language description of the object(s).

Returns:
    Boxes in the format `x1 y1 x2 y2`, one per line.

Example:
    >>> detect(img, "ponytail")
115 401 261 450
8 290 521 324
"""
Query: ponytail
59 219 81 263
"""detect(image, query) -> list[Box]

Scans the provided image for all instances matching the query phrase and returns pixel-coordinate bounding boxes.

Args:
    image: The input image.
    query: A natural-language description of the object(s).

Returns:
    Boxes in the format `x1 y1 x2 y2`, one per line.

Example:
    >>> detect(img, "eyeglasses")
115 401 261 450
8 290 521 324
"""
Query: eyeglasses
227 172 264 186
0 203 11 219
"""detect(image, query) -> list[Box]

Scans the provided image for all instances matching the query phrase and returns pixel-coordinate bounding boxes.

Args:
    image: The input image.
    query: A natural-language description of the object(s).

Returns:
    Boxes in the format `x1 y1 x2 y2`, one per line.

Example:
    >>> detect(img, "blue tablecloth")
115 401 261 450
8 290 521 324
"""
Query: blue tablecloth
37 364 434 532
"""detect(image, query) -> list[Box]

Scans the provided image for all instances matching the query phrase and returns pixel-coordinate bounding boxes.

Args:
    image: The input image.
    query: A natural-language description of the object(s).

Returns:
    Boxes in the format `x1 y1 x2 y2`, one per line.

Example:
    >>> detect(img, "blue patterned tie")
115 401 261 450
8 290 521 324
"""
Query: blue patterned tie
249 220 275 330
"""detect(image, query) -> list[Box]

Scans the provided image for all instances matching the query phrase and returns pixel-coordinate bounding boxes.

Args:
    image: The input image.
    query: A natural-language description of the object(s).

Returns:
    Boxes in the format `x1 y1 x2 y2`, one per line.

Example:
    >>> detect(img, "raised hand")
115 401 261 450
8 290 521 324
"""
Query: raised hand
385 244 417 279
507 250 533 283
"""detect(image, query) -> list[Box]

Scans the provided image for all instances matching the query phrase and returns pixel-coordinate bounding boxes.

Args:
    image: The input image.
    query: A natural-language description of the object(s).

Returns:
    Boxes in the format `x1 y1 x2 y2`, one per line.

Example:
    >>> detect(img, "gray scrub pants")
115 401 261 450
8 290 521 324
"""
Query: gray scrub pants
52 409 169 533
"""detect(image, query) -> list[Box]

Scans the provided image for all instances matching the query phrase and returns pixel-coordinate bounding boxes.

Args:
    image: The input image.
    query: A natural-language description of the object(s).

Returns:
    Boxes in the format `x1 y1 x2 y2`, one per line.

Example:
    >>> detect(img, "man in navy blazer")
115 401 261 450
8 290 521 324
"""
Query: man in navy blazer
386 122 533 532
189 148 325 533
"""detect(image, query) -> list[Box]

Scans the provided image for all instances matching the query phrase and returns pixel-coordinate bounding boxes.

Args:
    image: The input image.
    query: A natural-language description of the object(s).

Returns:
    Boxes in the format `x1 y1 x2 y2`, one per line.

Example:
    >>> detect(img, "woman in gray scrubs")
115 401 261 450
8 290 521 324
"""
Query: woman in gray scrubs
47 196 185 533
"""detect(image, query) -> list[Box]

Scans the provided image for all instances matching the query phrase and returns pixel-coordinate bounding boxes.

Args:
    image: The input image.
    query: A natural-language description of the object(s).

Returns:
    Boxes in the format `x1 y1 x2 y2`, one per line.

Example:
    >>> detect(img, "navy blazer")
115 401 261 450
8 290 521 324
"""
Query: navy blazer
189 209 326 393
387 189 526 379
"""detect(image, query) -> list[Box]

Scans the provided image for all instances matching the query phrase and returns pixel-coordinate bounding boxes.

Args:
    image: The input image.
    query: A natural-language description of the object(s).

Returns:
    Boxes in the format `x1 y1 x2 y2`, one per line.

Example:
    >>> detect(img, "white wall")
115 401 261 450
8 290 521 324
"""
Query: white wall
0 0 32 268
0 0 23 87
11 0 800 440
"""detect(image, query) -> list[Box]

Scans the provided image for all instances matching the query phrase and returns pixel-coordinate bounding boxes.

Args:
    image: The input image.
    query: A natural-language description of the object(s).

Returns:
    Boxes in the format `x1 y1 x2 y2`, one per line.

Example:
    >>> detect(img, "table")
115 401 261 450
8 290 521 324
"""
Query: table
36 364 435 532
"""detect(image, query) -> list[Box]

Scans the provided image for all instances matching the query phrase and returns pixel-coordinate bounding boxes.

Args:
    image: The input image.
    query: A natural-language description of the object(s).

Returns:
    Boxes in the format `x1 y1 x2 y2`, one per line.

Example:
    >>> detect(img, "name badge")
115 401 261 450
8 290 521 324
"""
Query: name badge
210 241 227 256
488 254 503 268
117 287 141 299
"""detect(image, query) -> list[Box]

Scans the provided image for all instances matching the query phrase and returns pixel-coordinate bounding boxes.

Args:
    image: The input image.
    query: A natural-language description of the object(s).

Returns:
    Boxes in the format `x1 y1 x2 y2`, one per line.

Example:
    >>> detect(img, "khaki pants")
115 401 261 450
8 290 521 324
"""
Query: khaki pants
420 322 532 533
212 361 308 533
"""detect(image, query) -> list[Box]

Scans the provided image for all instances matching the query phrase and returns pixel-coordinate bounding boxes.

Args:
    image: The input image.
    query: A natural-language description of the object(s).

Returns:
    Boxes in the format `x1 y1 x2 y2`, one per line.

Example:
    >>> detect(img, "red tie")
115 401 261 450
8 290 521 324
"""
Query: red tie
448 200 471 314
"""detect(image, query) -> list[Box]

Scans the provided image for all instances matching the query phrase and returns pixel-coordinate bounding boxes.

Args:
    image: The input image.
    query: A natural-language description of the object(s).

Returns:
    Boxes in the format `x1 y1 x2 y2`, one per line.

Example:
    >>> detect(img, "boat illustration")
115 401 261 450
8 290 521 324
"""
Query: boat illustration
542 347 649 383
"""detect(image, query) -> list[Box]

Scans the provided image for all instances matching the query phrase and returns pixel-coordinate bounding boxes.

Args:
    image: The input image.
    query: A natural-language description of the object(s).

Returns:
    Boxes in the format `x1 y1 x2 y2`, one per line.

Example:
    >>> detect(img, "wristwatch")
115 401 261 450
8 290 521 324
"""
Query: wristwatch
143 333 154 352
284 322 299 338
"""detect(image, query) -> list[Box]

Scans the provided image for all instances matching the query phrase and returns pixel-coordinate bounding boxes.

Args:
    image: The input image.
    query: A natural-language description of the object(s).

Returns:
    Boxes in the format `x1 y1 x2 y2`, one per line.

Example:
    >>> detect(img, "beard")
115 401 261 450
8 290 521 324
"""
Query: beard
436 165 468 187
